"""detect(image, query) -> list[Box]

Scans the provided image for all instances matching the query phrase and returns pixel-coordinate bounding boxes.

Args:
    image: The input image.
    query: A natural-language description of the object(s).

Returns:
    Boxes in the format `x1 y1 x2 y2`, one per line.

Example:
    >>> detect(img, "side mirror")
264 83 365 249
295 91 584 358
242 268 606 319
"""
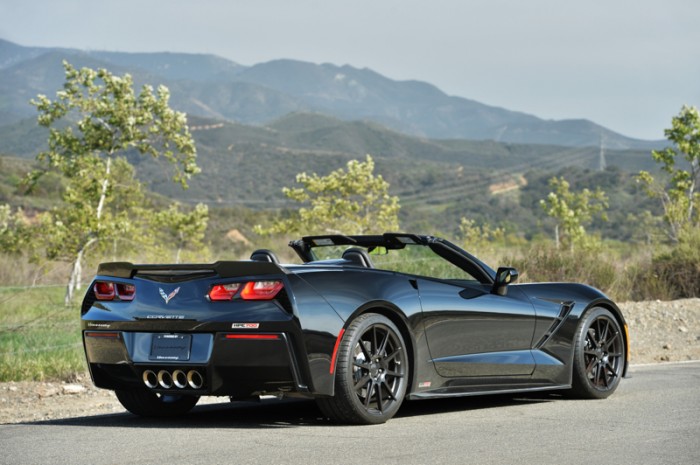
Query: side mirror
492 267 519 296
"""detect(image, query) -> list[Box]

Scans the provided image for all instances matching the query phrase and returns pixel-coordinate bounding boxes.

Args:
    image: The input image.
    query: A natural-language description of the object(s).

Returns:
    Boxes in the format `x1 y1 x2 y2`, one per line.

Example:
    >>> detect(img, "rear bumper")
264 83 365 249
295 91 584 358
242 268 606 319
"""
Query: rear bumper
84 330 310 398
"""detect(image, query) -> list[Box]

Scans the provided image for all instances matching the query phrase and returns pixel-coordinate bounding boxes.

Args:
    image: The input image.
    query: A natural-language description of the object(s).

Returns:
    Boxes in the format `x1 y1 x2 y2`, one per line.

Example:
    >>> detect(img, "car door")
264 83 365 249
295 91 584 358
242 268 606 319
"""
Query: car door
417 278 537 377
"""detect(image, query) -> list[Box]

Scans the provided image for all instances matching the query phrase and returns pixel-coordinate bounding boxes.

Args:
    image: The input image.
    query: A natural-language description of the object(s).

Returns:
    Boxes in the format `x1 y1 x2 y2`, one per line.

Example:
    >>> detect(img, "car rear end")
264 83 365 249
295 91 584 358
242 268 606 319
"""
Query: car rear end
81 261 311 402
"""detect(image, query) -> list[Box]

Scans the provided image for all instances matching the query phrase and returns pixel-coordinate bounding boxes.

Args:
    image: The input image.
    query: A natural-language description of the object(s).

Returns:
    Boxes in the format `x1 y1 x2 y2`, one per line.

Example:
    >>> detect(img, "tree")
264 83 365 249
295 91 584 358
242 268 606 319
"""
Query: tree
540 177 608 251
30 61 200 304
154 202 209 263
458 217 504 252
0 204 28 253
638 105 700 242
255 155 400 235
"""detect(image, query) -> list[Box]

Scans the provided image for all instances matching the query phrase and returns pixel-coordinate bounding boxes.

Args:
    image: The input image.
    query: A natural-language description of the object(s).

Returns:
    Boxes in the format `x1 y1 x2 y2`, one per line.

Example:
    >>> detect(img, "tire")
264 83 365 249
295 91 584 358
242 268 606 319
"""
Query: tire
317 313 409 424
115 389 199 417
570 307 625 399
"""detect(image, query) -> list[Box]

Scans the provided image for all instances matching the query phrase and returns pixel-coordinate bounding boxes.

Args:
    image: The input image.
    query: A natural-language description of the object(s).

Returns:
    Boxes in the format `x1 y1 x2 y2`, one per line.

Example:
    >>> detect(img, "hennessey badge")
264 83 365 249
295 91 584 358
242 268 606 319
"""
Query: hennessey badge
159 287 180 304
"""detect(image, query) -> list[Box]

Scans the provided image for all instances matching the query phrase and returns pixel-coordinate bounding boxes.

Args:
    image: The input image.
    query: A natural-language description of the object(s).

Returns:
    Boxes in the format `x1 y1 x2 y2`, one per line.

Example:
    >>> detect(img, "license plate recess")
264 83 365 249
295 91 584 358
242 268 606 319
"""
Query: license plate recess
149 334 192 361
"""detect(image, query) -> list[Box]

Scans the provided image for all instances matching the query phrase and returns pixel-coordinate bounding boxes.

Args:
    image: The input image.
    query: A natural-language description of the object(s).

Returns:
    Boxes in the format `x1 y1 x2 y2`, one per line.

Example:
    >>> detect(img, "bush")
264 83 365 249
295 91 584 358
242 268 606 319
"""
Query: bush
508 244 617 295
641 230 700 299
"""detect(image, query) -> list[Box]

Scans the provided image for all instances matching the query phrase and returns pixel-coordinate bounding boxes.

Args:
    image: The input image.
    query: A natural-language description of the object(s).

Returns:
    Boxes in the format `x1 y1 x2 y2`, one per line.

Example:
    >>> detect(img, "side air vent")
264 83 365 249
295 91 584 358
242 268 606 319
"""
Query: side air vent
534 302 574 348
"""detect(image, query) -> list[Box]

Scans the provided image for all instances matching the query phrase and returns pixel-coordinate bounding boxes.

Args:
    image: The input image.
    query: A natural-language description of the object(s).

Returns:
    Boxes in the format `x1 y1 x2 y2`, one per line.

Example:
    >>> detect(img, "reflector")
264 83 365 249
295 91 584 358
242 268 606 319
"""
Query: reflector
224 334 280 340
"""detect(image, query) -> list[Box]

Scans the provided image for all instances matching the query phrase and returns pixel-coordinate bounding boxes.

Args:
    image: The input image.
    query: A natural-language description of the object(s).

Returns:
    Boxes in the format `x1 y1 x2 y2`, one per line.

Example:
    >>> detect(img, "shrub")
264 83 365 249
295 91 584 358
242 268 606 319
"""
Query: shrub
642 230 700 299
508 244 616 295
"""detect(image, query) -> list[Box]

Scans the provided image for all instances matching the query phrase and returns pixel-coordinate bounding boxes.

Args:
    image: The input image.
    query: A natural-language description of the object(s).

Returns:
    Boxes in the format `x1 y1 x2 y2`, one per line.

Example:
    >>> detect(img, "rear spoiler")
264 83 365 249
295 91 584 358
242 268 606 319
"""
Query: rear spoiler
96 261 288 279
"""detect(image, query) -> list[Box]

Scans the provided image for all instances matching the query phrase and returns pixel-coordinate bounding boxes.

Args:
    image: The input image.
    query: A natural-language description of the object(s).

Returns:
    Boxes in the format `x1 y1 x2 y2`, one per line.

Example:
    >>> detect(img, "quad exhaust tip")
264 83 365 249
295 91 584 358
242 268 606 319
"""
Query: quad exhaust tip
142 369 204 390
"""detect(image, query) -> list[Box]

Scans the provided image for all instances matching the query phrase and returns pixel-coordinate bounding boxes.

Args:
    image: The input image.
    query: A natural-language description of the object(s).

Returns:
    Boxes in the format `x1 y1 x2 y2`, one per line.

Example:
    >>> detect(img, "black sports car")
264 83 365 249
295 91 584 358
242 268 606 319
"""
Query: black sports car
81 233 629 424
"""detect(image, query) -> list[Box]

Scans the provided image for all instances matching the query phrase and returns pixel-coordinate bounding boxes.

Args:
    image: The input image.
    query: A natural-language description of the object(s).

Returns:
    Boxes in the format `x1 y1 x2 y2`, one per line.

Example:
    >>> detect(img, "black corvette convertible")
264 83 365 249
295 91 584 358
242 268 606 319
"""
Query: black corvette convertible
81 233 629 424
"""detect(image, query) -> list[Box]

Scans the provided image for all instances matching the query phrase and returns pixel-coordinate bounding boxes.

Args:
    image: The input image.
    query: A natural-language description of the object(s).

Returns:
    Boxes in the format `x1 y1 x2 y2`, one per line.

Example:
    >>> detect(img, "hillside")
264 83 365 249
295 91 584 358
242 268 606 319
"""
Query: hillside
0 38 663 149
0 112 662 242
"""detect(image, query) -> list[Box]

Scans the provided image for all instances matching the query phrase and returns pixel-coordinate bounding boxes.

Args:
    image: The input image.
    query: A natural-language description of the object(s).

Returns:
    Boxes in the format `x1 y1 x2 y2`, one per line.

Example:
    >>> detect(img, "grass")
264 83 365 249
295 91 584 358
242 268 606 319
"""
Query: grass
0 286 86 381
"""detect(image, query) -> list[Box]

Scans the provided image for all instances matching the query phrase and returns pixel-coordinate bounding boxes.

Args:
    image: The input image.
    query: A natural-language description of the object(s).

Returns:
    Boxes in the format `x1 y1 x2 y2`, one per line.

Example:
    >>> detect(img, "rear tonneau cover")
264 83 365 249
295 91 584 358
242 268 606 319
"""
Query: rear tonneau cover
96 261 288 279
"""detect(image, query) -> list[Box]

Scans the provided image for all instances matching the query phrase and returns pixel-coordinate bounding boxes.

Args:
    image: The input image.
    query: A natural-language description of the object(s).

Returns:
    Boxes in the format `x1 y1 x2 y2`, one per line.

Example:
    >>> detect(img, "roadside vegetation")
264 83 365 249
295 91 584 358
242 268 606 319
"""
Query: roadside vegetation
0 64 698 381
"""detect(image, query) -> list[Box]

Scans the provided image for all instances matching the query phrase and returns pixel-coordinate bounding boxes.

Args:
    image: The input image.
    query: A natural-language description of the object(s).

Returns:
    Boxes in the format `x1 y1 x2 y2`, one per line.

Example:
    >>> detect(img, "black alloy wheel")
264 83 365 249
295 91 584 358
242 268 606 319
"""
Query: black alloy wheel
571 307 625 399
317 313 409 424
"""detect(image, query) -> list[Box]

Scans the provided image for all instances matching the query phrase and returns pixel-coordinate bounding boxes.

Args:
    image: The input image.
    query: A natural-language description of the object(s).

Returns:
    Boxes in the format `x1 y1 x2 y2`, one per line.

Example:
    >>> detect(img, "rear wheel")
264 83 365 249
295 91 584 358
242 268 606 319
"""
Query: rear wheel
115 389 199 417
570 307 625 399
317 313 409 424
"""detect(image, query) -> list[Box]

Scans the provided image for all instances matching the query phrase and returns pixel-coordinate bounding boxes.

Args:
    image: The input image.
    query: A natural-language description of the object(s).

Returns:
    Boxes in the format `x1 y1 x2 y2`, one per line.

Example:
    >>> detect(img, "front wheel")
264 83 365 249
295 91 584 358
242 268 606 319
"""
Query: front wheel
115 389 199 417
570 307 625 399
317 313 409 424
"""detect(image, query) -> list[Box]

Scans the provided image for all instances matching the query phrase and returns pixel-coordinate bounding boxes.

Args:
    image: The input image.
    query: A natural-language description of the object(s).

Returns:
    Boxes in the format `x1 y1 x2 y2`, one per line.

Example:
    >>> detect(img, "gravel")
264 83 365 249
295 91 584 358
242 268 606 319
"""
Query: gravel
1 298 699 424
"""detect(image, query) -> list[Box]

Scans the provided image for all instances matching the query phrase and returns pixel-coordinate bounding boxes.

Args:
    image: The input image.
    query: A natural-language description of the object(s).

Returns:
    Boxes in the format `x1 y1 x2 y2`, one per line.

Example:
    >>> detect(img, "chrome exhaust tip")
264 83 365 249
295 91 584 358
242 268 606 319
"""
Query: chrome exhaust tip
157 370 173 389
187 370 204 389
143 370 158 389
173 370 188 389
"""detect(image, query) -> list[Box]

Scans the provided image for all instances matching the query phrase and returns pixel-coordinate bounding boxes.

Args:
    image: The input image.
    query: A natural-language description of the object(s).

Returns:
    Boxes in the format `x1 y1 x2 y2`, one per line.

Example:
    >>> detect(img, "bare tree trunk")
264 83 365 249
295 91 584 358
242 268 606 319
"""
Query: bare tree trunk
64 157 111 305
554 224 560 249
95 157 111 220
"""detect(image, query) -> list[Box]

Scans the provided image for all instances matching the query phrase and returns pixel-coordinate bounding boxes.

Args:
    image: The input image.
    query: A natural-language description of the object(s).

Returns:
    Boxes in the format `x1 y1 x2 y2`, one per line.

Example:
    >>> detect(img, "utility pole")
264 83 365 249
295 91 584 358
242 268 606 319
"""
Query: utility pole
598 134 607 172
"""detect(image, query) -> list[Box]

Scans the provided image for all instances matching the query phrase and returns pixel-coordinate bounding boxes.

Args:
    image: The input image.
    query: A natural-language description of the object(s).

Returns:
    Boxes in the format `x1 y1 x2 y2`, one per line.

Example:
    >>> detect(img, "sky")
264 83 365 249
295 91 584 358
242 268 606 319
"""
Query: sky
1 0 698 141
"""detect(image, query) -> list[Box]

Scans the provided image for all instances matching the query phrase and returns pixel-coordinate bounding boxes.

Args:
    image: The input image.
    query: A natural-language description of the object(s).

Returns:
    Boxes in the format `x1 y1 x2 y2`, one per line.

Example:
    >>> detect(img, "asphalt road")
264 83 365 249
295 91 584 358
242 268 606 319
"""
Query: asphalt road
2 361 699 465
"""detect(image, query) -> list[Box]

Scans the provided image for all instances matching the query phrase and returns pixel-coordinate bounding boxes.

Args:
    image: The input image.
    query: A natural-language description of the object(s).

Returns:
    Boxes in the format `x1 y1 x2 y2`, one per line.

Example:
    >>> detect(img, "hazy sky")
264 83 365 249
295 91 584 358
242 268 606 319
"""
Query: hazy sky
1 0 698 140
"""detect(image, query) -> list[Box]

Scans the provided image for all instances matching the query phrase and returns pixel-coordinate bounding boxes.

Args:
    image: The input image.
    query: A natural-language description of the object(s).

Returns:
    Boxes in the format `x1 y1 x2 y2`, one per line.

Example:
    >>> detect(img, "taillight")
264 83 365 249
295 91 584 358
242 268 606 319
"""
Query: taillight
208 283 241 301
240 281 284 300
208 280 284 301
94 281 115 300
93 281 135 301
116 283 135 301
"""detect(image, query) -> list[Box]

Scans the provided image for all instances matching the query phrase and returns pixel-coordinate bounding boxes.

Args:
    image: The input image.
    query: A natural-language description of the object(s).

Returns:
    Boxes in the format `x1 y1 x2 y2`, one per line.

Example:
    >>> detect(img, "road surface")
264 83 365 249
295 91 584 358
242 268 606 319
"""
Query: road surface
2 361 699 465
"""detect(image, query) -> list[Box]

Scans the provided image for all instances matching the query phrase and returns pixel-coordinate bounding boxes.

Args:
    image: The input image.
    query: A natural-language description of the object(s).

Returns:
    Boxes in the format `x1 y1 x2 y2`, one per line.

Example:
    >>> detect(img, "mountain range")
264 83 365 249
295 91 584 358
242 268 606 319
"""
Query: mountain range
0 38 662 149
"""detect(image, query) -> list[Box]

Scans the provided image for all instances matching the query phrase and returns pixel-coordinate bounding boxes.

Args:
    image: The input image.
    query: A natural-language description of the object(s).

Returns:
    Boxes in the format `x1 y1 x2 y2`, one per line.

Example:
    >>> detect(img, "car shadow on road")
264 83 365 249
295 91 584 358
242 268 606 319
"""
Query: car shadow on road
20 392 559 429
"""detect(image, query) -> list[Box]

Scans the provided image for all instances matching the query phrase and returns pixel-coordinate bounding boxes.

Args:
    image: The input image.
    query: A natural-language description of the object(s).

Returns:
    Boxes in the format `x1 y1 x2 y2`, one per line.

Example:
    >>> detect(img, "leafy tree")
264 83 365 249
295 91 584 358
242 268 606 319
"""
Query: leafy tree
540 177 608 251
255 155 400 235
458 217 504 252
0 204 28 253
29 61 199 304
638 105 700 242
154 202 209 263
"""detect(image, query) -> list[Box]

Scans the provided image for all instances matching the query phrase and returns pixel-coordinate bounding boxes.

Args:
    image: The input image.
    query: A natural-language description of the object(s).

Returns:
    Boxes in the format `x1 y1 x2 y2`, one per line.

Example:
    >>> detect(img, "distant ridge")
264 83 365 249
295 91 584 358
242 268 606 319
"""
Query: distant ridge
0 38 663 149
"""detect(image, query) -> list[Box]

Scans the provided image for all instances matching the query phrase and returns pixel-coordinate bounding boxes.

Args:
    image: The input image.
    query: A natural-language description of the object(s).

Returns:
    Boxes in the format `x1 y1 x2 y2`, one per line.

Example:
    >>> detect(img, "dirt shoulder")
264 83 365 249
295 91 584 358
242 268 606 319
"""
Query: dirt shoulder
1 298 699 424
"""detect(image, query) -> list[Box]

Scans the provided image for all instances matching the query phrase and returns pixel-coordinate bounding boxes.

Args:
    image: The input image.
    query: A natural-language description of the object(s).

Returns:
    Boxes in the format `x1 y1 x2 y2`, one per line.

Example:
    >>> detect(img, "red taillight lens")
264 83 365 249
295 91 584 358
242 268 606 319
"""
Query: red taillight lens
85 331 121 339
116 283 136 301
94 281 115 300
94 281 135 301
209 283 241 301
240 281 284 300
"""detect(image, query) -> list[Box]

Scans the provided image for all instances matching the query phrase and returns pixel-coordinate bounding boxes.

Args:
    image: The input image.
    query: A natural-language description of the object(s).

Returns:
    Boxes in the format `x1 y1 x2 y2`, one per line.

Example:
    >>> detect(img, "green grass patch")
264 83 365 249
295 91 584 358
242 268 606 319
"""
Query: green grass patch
0 286 86 381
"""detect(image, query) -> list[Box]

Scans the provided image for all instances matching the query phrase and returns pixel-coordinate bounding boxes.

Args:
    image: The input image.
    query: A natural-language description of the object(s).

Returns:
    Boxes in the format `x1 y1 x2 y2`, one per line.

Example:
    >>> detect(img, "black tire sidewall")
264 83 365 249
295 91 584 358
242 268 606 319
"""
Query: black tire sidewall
335 313 408 424
571 307 625 399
